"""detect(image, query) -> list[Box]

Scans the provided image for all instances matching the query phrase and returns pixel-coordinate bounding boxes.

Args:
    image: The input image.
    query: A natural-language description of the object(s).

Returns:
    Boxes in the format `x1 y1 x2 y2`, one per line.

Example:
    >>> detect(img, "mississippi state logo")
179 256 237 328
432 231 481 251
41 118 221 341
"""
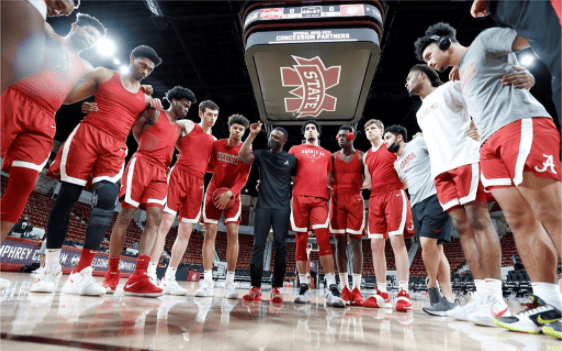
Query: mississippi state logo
280 55 341 118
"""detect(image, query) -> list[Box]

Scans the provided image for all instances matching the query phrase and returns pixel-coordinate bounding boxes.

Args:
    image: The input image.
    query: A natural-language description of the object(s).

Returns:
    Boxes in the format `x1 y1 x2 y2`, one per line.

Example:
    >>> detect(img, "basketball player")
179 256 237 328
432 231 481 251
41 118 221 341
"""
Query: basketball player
416 22 561 333
384 125 459 315
0 13 105 290
1 0 78 93
194 115 251 299
289 120 345 308
101 86 196 297
470 0 561 123
30 45 163 295
405 63 536 325
362 119 413 312
148 100 219 296
239 121 297 304
329 126 365 306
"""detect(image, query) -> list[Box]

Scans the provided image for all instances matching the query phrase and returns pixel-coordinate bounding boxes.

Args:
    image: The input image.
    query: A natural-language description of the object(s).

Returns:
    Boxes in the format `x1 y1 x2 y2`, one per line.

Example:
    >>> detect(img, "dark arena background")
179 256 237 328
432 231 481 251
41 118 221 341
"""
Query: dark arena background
1 1 561 350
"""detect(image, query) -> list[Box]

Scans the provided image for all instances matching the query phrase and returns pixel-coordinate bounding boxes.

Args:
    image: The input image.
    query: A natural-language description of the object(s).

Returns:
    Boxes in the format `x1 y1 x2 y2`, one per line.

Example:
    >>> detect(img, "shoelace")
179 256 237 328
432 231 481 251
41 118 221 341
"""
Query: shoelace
519 303 550 317
298 284 309 295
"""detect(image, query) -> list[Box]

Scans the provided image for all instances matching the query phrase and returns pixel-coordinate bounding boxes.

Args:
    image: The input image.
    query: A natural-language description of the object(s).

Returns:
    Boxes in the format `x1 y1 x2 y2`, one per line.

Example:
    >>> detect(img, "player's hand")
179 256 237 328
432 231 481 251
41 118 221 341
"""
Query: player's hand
45 0 77 17
449 66 460 82
501 65 535 90
150 98 163 110
142 85 154 96
249 121 262 136
213 190 233 210
466 124 481 142
470 0 489 18
81 102 99 114
412 132 423 140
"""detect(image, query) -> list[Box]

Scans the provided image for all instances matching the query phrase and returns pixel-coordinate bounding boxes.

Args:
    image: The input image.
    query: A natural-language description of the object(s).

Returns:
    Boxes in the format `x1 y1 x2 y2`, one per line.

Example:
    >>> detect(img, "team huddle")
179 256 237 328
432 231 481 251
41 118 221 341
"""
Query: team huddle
0 3 561 339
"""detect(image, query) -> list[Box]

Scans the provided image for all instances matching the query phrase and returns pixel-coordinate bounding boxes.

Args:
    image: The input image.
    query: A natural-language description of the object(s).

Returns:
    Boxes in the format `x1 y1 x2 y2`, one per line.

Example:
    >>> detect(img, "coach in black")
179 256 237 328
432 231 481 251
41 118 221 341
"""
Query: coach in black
239 121 297 305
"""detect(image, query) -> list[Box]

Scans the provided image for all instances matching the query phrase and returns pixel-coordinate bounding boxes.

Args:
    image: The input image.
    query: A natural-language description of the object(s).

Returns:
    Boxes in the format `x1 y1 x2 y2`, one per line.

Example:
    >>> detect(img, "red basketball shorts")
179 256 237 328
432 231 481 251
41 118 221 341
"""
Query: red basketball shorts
290 195 329 233
480 117 561 191
119 156 168 210
47 123 127 186
203 186 241 225
434 163 487 212
368 188 415 240
329 194 365 237
164 167 205 223
1 88 55 173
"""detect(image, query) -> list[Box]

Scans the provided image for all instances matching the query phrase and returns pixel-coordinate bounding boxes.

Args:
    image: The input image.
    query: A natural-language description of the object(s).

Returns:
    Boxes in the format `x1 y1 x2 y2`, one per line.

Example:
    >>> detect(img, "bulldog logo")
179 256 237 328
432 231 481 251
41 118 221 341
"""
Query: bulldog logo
281 56 341 118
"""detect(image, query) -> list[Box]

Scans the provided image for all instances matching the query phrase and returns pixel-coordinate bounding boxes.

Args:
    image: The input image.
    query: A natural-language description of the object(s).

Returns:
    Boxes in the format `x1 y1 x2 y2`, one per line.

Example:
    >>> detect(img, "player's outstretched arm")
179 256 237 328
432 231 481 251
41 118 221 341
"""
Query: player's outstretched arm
64 66 113 105
239 121 261 165
132 108 159 143
361 153 372 189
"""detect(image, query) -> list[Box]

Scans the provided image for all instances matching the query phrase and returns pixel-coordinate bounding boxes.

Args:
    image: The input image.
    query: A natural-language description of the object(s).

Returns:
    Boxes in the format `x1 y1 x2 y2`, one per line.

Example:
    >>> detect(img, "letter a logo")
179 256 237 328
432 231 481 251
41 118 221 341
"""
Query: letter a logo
534 154 557 174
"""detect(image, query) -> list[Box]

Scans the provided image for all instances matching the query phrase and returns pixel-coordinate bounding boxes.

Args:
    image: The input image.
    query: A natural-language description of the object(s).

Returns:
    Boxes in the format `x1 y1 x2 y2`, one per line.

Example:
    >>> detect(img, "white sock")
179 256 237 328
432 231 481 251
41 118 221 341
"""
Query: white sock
226 271 235 286
45 249 61 269
377 283 387 292
148 262 157 276
299 274 308 286
474 279 486 296
399 281 408 293
165 267 177 280
339 273 348 287
325 273 336 287
353 274 362 289
532 282 562 309
484 278 502 298
204 270 212 283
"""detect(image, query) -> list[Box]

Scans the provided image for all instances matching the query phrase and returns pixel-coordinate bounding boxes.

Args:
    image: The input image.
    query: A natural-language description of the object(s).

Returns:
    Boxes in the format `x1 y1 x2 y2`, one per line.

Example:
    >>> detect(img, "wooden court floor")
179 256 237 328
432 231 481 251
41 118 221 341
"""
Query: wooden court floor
0 272 559 351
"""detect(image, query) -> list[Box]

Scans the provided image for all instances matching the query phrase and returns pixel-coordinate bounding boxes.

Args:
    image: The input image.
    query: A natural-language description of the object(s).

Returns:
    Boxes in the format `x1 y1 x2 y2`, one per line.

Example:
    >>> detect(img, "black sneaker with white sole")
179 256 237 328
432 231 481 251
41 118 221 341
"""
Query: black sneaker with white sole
423 297 459 316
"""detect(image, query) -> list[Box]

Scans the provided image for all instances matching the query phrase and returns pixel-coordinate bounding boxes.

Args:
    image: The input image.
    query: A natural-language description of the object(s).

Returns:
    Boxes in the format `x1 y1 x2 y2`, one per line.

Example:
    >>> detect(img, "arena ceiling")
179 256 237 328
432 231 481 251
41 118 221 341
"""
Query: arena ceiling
50 0 556 194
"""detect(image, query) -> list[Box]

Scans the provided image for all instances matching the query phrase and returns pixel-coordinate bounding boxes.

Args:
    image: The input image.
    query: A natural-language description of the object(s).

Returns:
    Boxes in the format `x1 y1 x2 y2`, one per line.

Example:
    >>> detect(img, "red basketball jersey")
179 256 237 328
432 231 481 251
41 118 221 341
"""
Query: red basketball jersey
365 144 403 196
175 124 215 177
333 150 363 195
81 72 146 141
289 144 333 200
135 111 179 169
11 36 85 113
208 139 251 196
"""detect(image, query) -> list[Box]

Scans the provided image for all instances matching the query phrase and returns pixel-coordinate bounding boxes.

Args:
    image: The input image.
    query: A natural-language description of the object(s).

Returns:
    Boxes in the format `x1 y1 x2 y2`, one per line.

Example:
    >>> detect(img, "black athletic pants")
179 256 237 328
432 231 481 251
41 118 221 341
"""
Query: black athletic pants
250 208 290 288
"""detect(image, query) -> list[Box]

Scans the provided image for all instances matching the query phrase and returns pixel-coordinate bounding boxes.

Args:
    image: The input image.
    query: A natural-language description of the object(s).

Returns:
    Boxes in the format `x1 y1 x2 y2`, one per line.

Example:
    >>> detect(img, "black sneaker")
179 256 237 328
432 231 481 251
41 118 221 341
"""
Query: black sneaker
294 284 311 304
495 295 561 334
428 287 442 306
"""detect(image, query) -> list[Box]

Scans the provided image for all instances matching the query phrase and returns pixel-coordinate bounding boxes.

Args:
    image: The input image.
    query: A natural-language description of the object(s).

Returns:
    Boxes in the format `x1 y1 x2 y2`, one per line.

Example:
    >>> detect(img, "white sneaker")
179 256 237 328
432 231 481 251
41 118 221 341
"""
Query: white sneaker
325 284 345 308
294 284 312 304
467 293 511 327
0 278 10 291
194 281 214 297
224 283 238 299
148 272 159 286
30 264 62 293
61 266 106 296
447 292 484 321
161 276 188 296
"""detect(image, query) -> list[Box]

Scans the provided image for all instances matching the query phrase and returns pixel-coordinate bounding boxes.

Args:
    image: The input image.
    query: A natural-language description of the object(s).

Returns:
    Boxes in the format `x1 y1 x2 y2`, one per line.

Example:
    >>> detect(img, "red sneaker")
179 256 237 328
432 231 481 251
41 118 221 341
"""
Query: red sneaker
341 286 354 304
102 270 120 294
270 287 283 305
362 289 392 308
351 287 364 306
395 290 413 312
123 273 163 298
243 286 262 302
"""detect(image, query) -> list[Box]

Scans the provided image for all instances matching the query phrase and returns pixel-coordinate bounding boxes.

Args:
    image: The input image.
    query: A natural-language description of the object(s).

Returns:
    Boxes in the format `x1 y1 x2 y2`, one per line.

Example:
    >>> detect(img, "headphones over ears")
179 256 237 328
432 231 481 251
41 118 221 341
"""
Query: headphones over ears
336 128 355 142
429 35 452 51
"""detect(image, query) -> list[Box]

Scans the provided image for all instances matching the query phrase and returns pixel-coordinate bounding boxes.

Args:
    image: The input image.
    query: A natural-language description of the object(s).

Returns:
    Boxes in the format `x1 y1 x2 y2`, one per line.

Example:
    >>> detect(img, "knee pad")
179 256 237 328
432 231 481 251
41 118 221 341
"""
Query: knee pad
90 181 119 227
295 233 308 261
315 228 332 256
